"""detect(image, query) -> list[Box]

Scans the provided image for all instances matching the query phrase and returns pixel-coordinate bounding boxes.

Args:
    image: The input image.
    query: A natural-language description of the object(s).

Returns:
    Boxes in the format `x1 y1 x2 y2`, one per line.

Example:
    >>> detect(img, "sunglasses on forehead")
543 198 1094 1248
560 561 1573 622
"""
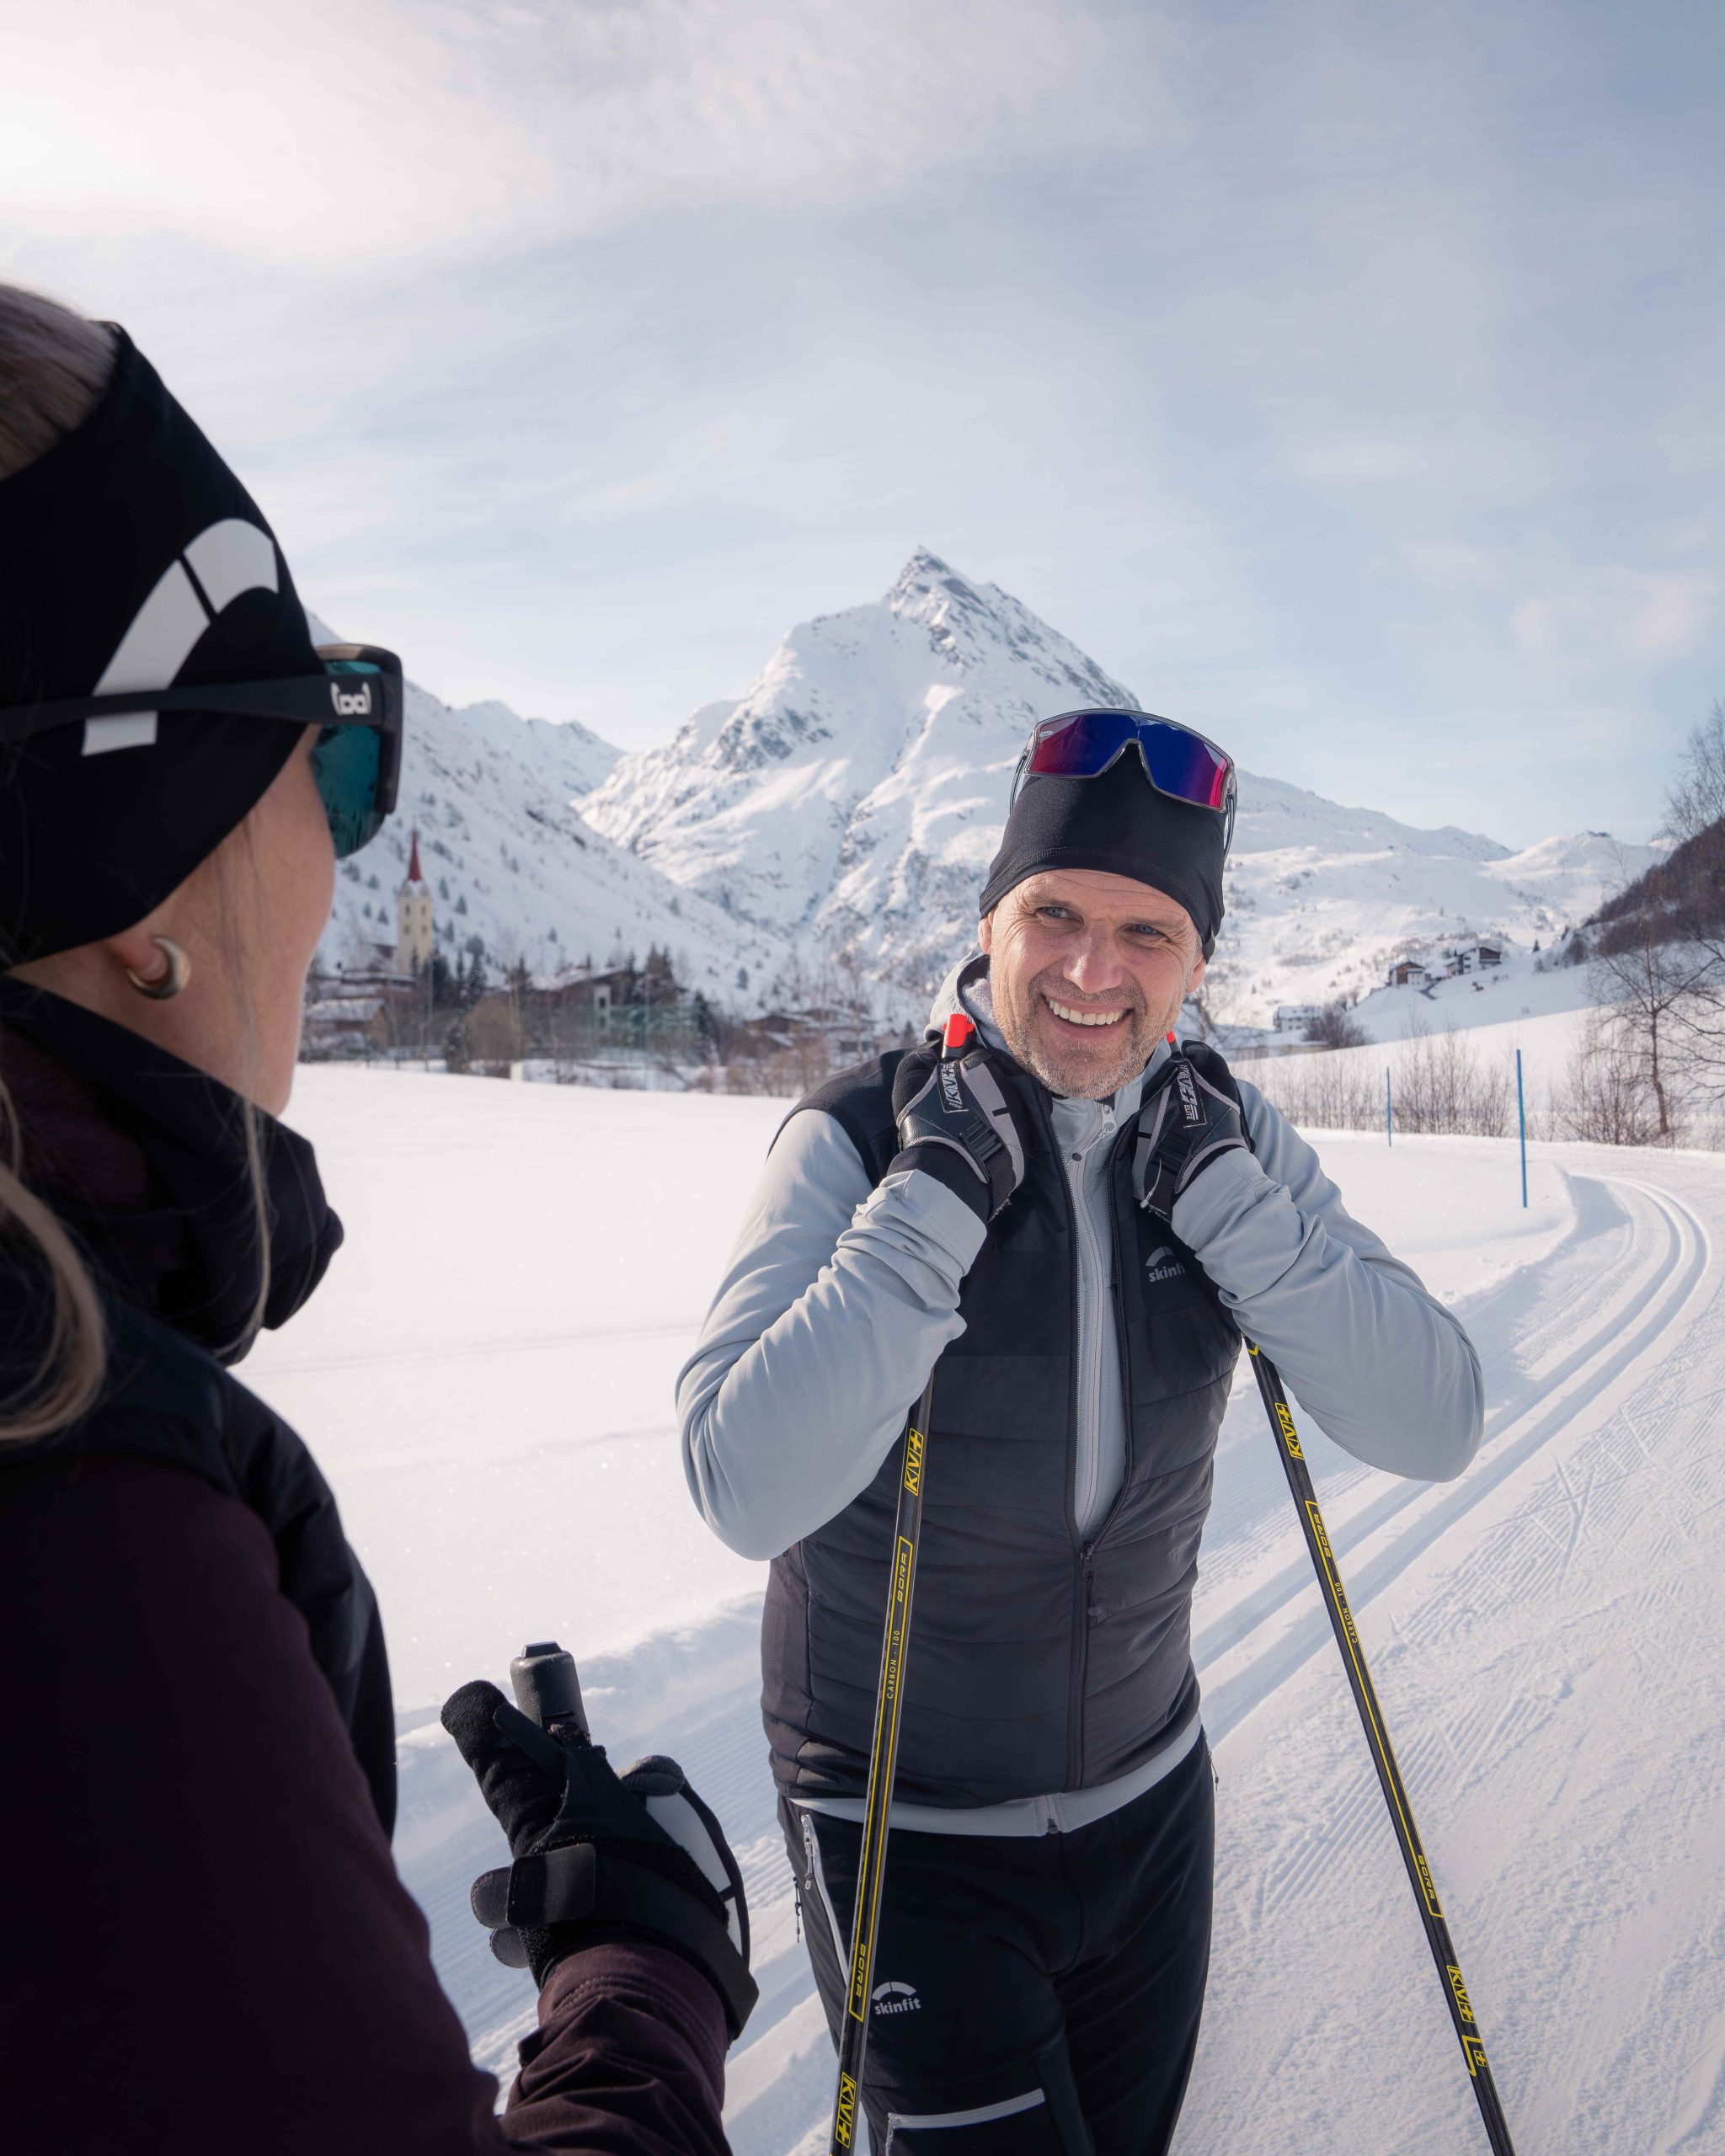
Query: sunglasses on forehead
0 642 403 861
1010 708 1237 853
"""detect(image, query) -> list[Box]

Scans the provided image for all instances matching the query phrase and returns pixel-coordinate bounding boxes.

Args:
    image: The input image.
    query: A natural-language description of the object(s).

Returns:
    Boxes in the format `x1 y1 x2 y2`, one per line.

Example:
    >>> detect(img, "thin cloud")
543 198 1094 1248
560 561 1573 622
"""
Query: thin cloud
0 0 1177 264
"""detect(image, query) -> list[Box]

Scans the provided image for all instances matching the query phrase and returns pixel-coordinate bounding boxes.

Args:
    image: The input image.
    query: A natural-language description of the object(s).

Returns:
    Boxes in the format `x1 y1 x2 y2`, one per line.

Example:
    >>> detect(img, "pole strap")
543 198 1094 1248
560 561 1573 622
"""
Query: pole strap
471 1841 758 2040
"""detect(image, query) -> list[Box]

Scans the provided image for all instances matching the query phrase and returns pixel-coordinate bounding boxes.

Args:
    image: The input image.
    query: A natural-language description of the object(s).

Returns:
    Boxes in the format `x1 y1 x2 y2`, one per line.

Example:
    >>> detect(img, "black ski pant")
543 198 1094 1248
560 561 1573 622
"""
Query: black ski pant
782 1737 1214 2155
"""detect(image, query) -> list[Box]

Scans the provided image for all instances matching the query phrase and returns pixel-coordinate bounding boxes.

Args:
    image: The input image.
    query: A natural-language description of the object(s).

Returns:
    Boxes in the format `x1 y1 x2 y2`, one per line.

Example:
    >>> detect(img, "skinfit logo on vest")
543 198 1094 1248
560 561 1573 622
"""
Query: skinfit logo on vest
871 1981 922 2015
1145 1244 1188 1285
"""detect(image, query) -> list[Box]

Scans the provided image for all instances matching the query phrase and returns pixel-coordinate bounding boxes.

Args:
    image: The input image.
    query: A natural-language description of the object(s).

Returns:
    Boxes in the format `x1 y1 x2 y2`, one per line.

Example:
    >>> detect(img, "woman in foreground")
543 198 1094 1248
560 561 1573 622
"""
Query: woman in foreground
0 286 750 2155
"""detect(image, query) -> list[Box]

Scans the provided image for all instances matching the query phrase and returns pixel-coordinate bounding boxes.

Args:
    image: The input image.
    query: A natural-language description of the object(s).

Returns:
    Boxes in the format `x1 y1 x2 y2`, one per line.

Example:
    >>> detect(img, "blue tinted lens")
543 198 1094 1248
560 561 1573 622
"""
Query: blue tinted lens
1135 722 1233 812
1025 711 1138 779
312 723 384 859
1026 711 1232 811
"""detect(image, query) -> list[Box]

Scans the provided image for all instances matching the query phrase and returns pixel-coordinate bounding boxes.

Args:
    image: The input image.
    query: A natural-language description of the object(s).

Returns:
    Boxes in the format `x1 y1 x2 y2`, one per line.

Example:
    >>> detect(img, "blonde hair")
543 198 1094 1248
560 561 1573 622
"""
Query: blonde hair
0 285 118 1439
0 286 114 475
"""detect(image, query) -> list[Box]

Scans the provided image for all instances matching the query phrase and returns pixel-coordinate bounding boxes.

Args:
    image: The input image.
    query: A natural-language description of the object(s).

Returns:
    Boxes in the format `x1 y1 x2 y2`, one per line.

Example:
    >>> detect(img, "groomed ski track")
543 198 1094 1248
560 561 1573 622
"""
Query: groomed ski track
383 1134 1725 2156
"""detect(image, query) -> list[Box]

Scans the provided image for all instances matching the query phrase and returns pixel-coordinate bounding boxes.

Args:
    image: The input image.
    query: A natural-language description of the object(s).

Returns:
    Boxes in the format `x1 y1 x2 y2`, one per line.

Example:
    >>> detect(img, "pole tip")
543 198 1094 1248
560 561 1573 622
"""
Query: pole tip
942 1012 975 1054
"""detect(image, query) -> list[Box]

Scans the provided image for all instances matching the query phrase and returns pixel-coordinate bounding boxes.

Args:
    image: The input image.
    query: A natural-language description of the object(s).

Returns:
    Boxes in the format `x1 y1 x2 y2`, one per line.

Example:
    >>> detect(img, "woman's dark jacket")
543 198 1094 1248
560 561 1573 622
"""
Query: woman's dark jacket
0 984 726 2156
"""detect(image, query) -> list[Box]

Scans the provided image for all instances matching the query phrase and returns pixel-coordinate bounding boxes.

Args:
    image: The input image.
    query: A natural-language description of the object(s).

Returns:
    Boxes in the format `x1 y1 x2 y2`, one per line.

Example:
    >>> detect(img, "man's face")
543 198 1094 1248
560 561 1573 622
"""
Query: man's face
979 868 1207 1100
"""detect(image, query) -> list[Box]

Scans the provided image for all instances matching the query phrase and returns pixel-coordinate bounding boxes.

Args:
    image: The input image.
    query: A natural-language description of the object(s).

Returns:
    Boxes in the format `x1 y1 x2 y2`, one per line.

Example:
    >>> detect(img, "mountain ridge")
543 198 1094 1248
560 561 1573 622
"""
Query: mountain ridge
313 566 1656 1027
581 552 1656 1021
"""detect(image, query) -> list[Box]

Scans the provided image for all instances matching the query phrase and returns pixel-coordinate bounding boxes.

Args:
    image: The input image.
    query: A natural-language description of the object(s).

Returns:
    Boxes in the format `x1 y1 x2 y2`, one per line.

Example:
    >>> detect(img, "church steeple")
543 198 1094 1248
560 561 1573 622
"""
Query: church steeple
395 826 435 974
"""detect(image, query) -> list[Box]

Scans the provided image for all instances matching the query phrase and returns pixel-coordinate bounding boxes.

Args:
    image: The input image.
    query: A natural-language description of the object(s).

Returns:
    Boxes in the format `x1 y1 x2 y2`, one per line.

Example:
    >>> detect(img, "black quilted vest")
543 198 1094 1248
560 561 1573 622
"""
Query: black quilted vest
764 1043 1241 1808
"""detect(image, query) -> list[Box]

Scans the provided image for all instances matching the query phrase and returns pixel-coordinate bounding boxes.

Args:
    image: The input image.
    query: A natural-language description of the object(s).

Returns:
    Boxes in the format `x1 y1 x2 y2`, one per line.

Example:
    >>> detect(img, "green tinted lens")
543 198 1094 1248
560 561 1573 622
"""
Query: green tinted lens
312 723 384 859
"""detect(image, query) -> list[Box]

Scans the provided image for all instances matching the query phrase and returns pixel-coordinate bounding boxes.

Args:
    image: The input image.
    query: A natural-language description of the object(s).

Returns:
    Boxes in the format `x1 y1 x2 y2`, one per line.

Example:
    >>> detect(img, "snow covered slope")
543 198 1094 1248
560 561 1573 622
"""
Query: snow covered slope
1210 785 1659 1022
581 553 1657 1024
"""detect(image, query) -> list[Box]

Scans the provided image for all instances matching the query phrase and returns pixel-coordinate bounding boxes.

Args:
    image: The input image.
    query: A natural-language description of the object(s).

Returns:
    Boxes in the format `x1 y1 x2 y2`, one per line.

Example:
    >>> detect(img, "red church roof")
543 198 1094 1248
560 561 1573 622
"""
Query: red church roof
407 830 423 884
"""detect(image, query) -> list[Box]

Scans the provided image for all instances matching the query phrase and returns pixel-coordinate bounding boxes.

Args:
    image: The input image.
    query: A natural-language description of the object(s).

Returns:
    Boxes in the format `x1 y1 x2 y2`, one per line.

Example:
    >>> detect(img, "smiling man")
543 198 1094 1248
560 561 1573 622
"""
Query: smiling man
680 711 1484 2154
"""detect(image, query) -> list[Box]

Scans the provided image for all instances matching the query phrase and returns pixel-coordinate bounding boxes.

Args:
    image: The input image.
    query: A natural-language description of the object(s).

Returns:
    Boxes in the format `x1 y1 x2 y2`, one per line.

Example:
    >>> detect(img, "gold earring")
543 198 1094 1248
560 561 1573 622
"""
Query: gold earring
125 936 191 1001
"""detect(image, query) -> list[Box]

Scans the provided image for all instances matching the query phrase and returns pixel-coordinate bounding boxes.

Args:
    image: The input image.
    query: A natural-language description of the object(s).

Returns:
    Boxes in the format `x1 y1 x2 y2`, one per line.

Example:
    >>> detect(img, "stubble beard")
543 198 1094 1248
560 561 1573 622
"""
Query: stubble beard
993 963 1179 1100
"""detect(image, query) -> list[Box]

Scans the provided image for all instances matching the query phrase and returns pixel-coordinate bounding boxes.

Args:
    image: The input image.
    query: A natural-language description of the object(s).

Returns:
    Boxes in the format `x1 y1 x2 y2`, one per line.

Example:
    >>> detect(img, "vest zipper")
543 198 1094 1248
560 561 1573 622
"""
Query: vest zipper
1060 1097 1144 1790
1086 1128 1139 1550
1067 1114 1142 1789
1069 1101 1115 1543
1026 1081 1090 1791
1068 1543 1095 1790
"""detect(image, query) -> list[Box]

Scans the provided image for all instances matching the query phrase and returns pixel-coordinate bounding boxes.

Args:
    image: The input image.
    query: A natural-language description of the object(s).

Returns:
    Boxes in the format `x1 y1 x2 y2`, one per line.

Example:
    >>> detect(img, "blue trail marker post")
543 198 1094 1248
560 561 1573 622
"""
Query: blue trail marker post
1516 1049 1528 1209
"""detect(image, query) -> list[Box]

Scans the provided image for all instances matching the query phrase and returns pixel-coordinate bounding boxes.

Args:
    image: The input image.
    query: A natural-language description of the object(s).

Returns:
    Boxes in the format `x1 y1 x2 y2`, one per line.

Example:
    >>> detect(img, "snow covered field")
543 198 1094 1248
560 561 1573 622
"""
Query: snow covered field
247 1067 1725 2155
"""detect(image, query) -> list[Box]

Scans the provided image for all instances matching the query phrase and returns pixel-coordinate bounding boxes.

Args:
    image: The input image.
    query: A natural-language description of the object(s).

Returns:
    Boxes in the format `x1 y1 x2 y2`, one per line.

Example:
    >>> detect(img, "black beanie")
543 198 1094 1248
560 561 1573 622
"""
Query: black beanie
978 750 1228 956
0 327 320 964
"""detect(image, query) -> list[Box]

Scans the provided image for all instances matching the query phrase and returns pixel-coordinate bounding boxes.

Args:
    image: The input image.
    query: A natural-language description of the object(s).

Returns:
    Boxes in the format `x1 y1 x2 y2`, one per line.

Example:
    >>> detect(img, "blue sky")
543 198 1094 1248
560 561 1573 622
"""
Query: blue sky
4 0 1722 845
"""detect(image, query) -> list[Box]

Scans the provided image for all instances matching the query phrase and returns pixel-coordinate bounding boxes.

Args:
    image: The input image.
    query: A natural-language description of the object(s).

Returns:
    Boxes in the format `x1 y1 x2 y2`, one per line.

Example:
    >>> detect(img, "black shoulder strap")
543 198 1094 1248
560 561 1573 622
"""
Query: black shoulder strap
1179 1038 1247 1120
775 1050 907 1186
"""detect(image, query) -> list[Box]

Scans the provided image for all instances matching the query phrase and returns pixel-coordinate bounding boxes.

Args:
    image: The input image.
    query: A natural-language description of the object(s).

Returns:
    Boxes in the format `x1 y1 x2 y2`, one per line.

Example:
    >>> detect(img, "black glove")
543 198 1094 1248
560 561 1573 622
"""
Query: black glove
441 1679 758 2040
890 1036 1029 1220
1134 1044 1251 1220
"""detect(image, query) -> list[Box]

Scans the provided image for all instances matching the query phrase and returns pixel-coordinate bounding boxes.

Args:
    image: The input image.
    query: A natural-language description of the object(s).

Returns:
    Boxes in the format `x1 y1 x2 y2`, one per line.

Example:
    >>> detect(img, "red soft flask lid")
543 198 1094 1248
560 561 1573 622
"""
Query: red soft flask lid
942 1012 976 1054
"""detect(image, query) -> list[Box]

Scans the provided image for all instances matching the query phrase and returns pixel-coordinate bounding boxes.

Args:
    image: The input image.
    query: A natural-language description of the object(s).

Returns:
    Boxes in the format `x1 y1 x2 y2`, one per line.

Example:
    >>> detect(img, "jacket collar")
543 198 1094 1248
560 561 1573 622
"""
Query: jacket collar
0 979 342 1363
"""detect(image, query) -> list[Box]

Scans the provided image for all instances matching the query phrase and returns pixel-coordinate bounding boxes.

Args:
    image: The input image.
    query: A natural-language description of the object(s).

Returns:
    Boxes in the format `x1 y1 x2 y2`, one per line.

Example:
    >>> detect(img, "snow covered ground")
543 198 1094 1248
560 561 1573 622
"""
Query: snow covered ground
247 1068 1725 2155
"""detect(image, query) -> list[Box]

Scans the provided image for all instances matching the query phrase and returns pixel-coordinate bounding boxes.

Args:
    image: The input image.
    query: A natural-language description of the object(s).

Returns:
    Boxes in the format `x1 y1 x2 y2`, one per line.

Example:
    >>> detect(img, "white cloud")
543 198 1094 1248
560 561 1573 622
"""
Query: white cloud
1511 568 1720 666
0 0 1173 265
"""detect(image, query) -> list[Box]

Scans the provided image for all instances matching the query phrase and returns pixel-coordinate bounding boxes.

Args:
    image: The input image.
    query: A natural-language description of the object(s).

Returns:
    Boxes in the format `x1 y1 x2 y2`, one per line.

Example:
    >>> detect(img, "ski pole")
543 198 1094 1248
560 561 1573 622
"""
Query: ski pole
825 1013 969 2154
1245 1343 1518 2154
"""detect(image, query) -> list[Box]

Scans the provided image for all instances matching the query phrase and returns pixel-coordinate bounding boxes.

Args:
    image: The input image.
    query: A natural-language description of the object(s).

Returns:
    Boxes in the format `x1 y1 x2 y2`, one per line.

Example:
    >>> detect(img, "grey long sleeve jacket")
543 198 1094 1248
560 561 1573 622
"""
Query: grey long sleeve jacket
679 976 1484 1569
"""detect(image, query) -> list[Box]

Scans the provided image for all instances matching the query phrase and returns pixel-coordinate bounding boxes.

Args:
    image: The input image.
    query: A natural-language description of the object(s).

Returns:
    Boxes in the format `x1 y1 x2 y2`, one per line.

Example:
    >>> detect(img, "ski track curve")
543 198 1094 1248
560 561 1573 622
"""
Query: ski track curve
393 1153 1725 2154
1197 1174 1710 1746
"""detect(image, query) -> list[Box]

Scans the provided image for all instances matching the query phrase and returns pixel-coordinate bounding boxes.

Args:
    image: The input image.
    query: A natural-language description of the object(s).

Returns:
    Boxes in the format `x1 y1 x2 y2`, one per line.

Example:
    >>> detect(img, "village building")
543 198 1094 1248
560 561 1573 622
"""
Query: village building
1441 942 1503 977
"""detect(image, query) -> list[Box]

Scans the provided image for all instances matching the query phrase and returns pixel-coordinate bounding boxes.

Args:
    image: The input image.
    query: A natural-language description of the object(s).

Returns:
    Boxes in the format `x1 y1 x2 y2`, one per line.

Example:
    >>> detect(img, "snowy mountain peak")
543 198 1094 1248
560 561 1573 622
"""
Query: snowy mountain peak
581 554 1144 958
877 547 1137 708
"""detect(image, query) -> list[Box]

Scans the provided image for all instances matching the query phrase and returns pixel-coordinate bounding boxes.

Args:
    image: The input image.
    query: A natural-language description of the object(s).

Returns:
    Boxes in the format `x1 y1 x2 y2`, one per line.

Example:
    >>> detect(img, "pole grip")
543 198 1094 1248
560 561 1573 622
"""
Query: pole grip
510 1640 590 1741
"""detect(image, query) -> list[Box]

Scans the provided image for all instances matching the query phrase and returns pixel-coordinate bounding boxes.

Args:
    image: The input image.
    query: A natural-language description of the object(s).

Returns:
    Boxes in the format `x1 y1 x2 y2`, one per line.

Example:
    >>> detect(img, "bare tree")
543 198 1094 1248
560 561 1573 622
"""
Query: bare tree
1589 921 1721 1139
1664 699 1725 843
1309 1001 1366 1049
1552 1013 1668 1146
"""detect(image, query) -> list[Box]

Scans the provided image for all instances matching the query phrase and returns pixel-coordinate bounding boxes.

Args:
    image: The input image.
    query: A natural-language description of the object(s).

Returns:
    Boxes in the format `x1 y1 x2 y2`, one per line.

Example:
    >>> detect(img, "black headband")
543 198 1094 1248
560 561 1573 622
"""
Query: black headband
0 327 320 963
979 752 1227 957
